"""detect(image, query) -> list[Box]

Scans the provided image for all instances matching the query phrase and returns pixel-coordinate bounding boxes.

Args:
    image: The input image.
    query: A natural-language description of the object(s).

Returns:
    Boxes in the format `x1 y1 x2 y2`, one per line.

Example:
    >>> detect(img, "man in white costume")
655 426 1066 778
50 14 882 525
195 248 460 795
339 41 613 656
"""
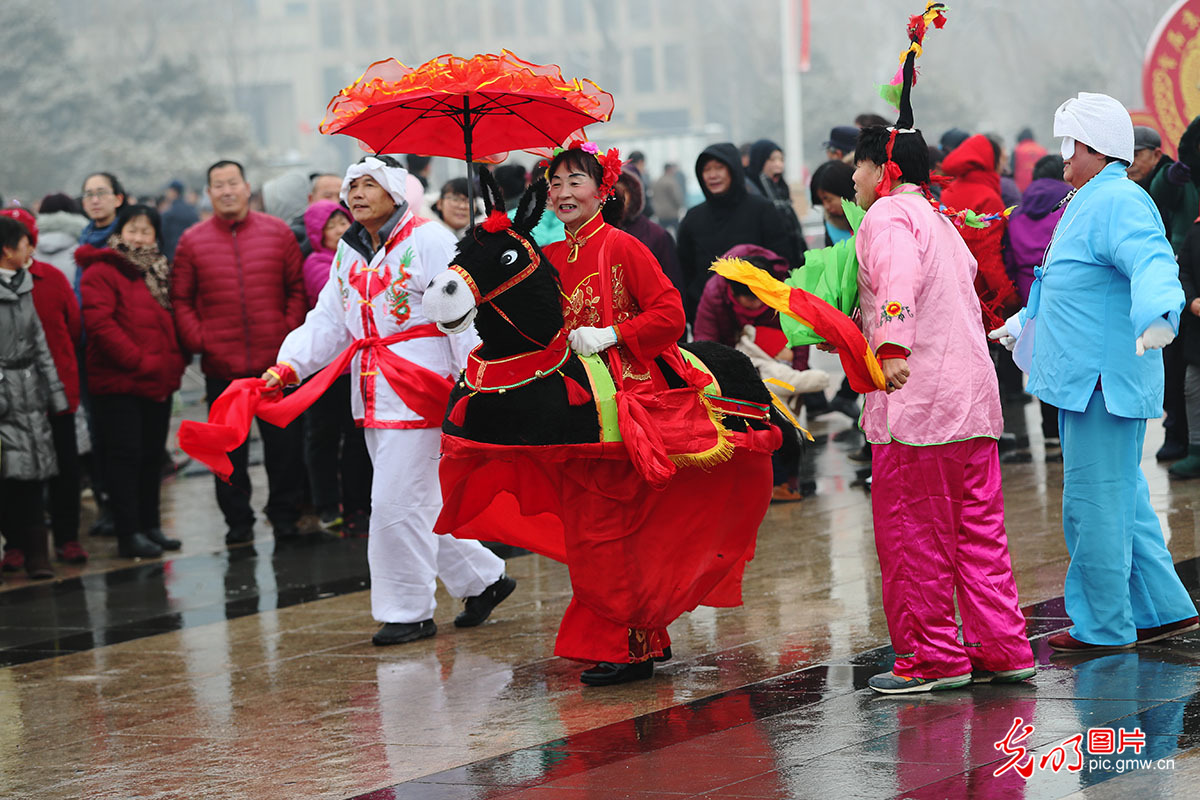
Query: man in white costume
263 155 514 645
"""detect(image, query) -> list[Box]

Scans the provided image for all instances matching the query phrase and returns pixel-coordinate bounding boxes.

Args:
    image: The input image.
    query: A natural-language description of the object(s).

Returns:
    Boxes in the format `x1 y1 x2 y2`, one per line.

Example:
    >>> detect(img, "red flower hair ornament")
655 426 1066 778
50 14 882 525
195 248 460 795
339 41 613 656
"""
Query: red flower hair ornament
544 140 623 201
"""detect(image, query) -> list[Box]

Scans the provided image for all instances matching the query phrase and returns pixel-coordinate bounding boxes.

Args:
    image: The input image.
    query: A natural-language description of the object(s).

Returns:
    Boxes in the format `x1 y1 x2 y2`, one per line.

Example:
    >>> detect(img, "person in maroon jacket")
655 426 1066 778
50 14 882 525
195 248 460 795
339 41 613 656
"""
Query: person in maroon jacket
0 208 92 565
171 160 307 545
78 205 187 559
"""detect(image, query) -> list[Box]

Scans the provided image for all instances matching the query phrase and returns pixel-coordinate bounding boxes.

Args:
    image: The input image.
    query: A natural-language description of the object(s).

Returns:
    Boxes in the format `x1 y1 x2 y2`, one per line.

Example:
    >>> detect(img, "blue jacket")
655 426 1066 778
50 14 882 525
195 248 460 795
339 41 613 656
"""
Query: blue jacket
1025 162 1183 419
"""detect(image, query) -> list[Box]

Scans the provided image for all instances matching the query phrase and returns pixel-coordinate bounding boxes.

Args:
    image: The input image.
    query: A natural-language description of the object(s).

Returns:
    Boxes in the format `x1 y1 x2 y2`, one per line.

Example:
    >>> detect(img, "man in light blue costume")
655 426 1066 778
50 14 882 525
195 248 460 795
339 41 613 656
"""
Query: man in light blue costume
991 92 1199 651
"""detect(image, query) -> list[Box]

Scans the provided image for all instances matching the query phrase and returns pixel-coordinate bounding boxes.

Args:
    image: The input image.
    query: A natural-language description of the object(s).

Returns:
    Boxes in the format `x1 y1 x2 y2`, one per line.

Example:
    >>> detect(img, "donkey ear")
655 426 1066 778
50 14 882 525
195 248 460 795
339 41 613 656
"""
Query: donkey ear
514 178 548 235
476 165 504 217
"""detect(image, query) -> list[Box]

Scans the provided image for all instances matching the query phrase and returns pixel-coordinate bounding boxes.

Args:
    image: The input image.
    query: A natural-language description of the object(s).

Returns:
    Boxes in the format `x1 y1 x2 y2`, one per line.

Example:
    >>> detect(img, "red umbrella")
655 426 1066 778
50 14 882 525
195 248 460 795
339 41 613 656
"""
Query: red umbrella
320 51 614 220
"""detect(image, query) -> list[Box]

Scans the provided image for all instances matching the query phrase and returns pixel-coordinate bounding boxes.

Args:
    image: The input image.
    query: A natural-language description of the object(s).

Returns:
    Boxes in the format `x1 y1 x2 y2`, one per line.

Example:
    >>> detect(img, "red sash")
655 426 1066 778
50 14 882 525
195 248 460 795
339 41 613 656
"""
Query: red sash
179 324 450 481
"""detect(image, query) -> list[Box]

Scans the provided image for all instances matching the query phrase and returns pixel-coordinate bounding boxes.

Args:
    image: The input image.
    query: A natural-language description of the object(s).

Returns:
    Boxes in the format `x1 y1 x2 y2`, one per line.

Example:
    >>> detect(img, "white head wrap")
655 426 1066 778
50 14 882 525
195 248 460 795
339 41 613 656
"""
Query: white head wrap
340 156 412 206
1053 92 1134 165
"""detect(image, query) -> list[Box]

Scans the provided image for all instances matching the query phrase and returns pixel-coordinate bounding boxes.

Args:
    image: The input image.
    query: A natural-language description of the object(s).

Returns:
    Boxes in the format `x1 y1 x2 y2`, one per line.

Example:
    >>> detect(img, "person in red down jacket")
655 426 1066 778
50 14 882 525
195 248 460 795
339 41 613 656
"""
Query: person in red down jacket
171 160 308 545
940 133 1005 215
0 208 87 568
78 205 187 559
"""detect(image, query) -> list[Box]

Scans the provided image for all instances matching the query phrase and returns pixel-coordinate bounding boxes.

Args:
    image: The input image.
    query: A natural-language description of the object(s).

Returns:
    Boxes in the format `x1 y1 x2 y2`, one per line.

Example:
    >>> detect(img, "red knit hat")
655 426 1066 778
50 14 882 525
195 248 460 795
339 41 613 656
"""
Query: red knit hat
0 207 38 248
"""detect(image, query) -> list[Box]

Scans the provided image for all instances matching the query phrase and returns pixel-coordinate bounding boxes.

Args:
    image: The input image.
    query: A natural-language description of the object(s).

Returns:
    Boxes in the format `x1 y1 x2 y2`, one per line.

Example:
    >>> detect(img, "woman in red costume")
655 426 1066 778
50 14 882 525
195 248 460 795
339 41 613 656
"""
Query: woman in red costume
542 143 699 686
543 143 688 391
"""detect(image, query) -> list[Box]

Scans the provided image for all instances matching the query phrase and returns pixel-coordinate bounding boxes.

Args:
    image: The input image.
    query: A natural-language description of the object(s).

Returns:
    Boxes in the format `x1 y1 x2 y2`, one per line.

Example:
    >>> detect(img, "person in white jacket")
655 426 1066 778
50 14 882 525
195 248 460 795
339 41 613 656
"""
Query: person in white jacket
262 156 514 646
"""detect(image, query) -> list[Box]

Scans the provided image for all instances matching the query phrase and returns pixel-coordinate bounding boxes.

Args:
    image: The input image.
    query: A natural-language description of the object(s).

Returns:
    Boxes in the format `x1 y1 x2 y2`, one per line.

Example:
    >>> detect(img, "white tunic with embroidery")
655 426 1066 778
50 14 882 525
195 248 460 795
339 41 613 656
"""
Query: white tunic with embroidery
276 210 479 428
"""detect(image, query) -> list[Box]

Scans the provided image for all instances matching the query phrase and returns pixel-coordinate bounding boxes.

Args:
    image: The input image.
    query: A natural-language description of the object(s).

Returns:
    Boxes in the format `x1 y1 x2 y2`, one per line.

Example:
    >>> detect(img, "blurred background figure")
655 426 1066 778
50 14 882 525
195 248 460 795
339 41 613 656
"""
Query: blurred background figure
300 198 372 535
78 205 185 559
1012 128 1048 193
0 214 68 580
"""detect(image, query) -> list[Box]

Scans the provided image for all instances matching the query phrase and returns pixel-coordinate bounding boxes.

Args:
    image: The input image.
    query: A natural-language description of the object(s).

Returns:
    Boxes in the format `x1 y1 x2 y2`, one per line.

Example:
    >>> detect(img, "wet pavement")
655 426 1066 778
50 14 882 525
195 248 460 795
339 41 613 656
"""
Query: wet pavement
2 365 1199 799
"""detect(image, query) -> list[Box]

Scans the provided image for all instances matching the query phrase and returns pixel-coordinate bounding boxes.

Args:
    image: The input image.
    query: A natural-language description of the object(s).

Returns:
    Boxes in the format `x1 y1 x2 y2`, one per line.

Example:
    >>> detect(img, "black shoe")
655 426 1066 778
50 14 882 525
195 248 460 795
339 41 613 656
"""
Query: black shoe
272 521 301 540
653 646 673 663
847 444 871 464
143 528 182 551
455 575 517 628
372 619 436 646
830 395 860 420
580 660 655 686
225 525 254 546
89 508 116 537
1157 440 1187 462
118 533 163 559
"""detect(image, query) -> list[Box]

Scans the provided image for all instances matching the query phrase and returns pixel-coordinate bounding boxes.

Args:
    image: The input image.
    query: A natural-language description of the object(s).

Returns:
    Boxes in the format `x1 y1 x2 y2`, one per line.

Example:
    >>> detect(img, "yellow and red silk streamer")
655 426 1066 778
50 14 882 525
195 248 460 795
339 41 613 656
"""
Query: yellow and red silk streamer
710 258 886 394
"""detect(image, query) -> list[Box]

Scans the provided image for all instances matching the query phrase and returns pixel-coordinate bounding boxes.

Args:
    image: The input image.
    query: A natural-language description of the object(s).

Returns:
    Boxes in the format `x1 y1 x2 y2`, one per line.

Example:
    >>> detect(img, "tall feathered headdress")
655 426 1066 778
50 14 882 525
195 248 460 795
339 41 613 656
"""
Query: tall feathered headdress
873 2 949 197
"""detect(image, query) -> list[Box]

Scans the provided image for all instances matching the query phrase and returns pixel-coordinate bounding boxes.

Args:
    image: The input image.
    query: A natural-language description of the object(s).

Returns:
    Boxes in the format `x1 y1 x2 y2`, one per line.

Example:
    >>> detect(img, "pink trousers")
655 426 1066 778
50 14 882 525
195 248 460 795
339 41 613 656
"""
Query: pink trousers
872 437 1033 678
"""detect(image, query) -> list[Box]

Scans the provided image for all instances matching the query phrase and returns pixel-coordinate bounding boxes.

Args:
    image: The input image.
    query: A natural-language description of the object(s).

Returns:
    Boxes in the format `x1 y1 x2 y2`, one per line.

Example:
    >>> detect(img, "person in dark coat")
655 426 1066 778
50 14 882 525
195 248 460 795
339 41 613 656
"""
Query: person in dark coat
746 139 807 263
613 169 684 295
0 215 68 580
160 179 199 260
78 205 187 559
1128 127 1171 197
1168 218 1200 477
676 143 800 321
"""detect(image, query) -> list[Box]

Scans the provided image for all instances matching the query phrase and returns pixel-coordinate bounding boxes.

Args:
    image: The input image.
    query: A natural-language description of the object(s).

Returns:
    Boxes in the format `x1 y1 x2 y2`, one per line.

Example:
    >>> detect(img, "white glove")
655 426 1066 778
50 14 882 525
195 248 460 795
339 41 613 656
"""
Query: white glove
987 311 1024 352
1135 317 1175 356
568 326 618 356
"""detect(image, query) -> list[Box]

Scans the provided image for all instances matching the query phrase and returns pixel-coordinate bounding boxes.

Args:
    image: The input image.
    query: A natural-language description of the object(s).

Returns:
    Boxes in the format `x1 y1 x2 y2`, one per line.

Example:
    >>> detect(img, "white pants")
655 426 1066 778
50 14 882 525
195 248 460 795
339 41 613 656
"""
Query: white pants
364 427 505 623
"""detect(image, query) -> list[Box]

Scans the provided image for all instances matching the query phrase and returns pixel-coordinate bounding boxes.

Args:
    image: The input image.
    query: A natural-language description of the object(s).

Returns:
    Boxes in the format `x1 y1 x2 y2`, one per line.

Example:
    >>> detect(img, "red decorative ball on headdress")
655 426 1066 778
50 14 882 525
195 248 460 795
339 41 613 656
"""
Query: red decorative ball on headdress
481 209 513 233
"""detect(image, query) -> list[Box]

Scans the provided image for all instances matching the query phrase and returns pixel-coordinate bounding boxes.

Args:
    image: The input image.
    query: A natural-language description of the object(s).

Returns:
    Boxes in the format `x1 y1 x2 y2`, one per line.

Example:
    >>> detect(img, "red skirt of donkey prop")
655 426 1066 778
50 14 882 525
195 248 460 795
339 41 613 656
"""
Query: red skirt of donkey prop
436 415 780 665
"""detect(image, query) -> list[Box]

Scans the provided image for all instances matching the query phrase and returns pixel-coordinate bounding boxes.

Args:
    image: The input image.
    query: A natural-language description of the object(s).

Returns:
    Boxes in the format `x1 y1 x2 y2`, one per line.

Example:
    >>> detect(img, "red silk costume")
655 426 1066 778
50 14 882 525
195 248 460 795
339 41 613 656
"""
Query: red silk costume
436 212 776 665
544 211 693 390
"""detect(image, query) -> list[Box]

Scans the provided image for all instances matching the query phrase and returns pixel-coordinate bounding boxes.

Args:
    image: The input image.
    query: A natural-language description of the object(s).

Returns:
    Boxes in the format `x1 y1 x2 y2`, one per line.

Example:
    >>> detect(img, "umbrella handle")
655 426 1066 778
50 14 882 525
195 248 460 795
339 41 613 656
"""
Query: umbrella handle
463 96 476 228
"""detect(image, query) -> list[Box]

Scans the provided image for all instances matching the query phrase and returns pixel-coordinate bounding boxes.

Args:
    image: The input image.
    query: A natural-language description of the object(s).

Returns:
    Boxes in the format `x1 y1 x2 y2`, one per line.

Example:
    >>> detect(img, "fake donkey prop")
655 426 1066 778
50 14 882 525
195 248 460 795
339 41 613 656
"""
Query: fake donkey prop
425 168 793 666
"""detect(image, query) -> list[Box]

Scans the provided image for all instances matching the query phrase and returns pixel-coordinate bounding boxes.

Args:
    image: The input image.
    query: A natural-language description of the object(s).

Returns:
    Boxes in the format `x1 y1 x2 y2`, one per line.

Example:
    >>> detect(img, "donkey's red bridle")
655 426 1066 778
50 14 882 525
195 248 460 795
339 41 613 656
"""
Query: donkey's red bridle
448 229 550 349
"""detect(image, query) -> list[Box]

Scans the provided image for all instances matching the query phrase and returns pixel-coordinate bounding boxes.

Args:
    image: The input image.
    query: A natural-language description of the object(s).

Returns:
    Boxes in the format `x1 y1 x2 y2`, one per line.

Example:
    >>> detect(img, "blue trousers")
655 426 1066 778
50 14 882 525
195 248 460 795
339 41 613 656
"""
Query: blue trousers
1059 390 1197 645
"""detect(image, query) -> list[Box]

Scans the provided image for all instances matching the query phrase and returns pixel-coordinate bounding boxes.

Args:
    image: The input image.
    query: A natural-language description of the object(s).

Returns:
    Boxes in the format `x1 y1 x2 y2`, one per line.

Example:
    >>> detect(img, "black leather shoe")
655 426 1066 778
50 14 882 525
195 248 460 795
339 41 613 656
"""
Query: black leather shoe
372 619 436 646
89 508 116 537
454 575 517 628
225 525 254 546
653 646 673 663
1157 440 1187 462
118 533 163 559
144 528 182 551
580 660 654 686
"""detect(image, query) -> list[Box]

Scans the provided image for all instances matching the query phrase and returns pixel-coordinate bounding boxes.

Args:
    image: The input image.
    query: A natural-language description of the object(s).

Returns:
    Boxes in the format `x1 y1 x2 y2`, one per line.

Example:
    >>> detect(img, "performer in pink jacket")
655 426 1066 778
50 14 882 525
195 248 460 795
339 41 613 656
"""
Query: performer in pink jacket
850 13 1034 694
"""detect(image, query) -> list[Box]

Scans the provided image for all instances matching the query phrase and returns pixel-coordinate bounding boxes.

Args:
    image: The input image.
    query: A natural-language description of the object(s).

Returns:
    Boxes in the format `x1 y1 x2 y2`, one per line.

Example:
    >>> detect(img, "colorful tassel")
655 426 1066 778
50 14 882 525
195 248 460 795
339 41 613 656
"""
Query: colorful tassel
448 394 471 426
561 373 591 406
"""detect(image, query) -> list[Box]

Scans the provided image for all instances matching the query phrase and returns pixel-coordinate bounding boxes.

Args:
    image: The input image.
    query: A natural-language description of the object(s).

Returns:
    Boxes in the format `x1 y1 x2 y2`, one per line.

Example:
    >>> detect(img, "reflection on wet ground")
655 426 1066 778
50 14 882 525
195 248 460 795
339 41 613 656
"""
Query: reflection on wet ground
2 384 1199 799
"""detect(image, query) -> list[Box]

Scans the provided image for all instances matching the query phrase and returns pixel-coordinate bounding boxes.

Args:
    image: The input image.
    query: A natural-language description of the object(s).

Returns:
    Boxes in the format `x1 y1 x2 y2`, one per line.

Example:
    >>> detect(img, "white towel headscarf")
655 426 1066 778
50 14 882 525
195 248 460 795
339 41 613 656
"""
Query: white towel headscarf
340 156 411 206
1053 92 1134 164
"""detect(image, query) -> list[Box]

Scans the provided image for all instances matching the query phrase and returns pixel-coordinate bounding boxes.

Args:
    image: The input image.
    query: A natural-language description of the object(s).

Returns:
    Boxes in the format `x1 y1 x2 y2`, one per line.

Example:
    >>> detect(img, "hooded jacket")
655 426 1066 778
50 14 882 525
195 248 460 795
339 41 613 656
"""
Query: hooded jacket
78 244 187 401
1150 115 1200 253
676 143 800 319
33 211 88 286
1003 177 1071 302
301 201 347 308
170 211 306 380
940 134 1004 215
0 268 67 480
617 170 684 293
